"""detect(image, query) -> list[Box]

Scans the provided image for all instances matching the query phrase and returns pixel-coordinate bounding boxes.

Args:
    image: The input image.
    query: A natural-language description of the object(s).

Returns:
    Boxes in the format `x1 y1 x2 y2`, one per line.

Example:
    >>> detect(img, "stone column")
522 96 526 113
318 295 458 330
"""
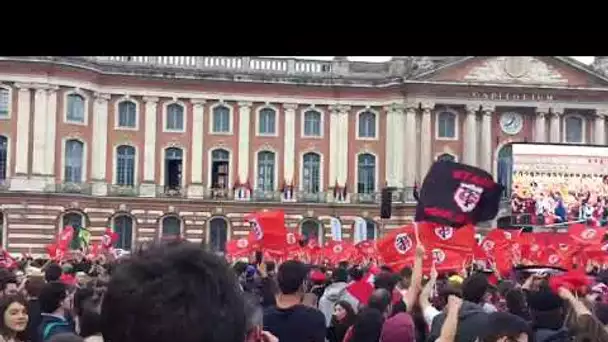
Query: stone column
44 87 58 179
384 103 405 187
140 96 158 197
91 93 110 196
237 101 252 184
463 104 479 166
404 103 418 187
480 104 494 173
549 107 562 143
534 107 548 143
31 86 48 176
336 106 350 187
14 85 30 176
595 109 607 145
283 103 297 185
329 106 339 187
188 99 205 198
419 102 433 178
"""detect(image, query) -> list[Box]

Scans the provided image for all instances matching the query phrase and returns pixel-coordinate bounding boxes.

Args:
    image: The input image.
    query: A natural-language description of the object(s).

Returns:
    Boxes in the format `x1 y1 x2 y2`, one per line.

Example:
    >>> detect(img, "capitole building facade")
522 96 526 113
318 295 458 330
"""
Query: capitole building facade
0 55 607 255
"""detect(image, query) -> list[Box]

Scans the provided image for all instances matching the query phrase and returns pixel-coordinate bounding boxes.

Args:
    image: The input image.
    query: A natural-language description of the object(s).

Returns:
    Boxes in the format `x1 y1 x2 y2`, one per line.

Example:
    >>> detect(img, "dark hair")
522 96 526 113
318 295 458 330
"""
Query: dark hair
461 272 489 304
334 300 356 325
374 271 399 293
333 268 348 283
265 261 276 274
367 289 391 313
0 295 28 339
233 261 248 277
276 260 308 295
400 267 413 279
481 312 532 342
39 282 67 313
74 287 102 338
349 266 364 281
47 333 85 342
0 269 17 292
351 308 384 342
25 276 45 298
45 263 63 282
100 241 246 342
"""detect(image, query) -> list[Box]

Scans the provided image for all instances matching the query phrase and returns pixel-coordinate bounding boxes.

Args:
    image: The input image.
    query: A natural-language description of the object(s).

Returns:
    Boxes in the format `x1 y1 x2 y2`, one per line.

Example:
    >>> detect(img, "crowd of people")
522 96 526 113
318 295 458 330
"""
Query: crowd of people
511 172 608 226
0 235 602 342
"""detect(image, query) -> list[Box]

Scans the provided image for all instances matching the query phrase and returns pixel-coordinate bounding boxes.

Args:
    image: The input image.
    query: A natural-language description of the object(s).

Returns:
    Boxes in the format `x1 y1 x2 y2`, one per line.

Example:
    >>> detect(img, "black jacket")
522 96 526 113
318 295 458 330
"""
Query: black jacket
428 301 489 342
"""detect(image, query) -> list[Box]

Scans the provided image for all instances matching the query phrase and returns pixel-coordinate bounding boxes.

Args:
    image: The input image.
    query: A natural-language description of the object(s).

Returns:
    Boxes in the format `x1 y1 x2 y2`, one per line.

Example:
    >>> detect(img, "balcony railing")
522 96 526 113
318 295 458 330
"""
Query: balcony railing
0 179 9 192
204 187 234 200
296 191 327 203
252 190 282 202
107 184 139 197
351 192 380 204
51 182 93 195
156 186 185 198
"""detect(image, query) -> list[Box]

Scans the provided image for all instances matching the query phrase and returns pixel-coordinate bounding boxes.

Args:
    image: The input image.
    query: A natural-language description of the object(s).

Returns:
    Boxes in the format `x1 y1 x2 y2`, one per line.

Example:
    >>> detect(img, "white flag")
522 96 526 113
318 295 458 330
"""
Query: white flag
330 217 342 241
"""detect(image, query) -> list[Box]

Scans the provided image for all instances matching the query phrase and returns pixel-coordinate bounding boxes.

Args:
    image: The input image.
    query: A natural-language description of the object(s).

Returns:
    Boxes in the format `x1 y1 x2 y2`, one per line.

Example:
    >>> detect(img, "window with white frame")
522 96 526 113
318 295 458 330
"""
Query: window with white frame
113 215 133 250
437 111 457 138
64 139 84 183
358 111 376 138
67 94 85 123
303 110 321 137
212 105 230 133
166 103 184 131
63 212 84 229
259 108 276 135
357 153 375 194
0 88 9 118
257 151 275 191
118 101 137 128
564 115 584 143
162 216 181 238
0 136 7 181
116 145 135 186
302 152 320 193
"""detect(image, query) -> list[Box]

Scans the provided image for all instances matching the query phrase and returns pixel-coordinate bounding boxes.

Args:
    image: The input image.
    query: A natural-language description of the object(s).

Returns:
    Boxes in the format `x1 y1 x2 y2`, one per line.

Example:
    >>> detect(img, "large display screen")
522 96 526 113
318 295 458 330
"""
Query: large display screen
502 143 608 226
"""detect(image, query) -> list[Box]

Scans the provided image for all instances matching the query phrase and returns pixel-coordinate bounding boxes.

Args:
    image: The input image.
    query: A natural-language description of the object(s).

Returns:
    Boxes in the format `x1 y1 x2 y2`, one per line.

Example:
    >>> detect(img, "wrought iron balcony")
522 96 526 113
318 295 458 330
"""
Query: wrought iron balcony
204 187 234 200
350 192 380 204
107 184 139 197
252 190 282 202
52 182 93 195
296 191 327 203
157 185 185 198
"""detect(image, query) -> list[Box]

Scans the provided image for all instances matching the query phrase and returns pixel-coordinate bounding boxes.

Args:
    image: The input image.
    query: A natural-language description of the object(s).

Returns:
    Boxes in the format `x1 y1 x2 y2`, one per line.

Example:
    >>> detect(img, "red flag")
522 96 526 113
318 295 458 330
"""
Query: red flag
57 226 75 251
101 228 119 249
345 272 376 304
418 222 475 253
376 224 416 265
568 224 606 246
323 241 357 265
226 238 254 258
245 210 287 250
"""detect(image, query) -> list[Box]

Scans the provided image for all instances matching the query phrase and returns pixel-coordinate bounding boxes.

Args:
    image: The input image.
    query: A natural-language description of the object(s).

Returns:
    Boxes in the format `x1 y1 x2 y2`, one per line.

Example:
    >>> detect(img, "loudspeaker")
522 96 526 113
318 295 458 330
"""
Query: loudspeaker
380 188 392 219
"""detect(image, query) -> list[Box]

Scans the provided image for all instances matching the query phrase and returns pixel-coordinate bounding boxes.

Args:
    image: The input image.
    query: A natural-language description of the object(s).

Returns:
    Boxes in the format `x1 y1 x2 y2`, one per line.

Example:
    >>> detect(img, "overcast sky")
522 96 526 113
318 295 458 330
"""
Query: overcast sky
284 56 594 64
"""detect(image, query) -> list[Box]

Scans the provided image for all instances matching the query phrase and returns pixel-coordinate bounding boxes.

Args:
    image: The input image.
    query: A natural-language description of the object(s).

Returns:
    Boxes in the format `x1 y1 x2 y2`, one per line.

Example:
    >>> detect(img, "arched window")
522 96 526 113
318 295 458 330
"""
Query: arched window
113 216 133 250
257 151 275 191
67 94 85 123
118 101 137 128
303 110 321 137
116 145 135 186
166 103 184 131
209 217 228 252
302 152 320 193
259 108 276 135
366 219 377 240
63 212 84 229
212 105 230 133
357 153 376 194
564 115 584 143
497 144 513 199
358 111 376 138
64 140 84 183
0 136 7 181
301 220 321 244
437 111 457 138
211 149 230 189
165 147 183 189
161 216 181 238
0 88 9 117
437 153 456 162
